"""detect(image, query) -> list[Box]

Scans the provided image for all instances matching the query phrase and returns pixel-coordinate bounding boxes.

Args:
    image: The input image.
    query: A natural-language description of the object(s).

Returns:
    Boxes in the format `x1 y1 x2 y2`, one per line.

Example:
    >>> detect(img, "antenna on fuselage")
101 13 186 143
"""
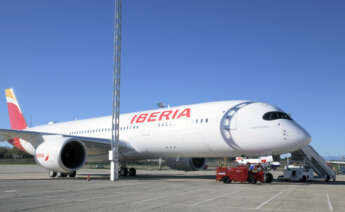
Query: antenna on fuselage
157 102 170 108
157 102 166 108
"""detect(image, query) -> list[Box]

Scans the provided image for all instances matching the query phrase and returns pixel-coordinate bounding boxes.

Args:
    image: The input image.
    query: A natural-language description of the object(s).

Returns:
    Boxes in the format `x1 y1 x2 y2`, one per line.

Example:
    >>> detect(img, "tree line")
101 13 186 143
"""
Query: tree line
0 147 33 159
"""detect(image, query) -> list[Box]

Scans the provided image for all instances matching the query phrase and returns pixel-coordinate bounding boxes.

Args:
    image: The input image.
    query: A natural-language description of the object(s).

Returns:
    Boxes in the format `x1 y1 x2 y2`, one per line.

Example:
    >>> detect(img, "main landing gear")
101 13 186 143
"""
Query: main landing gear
119 167 136 177
49 170 76 178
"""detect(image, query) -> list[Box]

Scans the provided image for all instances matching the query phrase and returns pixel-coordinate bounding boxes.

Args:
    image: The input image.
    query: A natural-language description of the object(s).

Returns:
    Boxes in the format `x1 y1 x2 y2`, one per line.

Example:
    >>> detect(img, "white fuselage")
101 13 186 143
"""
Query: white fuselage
25 100 311 161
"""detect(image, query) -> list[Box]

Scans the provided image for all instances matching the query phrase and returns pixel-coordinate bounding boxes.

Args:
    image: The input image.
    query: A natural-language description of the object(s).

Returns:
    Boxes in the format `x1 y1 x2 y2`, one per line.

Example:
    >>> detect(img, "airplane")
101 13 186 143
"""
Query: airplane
0 88 311 178
235 156 281 170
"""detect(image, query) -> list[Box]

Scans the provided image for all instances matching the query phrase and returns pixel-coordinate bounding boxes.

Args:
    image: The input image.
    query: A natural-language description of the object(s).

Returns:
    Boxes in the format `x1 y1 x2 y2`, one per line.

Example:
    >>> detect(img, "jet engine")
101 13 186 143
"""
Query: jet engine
35 136 87 173
165 158 207 171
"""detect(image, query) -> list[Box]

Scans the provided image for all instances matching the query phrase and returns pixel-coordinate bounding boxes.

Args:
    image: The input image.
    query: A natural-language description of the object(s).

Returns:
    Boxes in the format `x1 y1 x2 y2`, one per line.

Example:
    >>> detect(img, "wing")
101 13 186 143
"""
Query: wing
0 129 135 161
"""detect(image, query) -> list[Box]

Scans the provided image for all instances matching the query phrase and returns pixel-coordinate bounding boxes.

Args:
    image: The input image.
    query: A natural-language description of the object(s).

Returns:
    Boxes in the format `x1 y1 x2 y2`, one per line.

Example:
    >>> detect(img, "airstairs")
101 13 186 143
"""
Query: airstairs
292 145 336 181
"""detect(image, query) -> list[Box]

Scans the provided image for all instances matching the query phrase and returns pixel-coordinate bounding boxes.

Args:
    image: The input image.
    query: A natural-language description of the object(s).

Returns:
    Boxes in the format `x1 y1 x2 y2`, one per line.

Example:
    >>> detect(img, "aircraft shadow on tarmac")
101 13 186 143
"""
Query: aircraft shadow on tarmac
74 173 345 185
77 173 215 181
3 173 345 185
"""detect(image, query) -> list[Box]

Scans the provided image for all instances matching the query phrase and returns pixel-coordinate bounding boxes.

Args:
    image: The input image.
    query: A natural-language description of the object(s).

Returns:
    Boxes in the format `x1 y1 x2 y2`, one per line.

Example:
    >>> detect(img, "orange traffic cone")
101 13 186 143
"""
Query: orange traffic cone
87 174 91 181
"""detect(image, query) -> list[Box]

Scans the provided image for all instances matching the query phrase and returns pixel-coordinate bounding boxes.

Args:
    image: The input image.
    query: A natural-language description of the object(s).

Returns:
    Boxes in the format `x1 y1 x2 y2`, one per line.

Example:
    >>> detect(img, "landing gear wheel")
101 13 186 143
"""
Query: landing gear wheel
248 176 257 184
69 171 76 178
222 176 231 184
120 167 128 177
57 172 67 178
265 173 273 183
129 168 136 177
49 170 57 178
325 175 330 182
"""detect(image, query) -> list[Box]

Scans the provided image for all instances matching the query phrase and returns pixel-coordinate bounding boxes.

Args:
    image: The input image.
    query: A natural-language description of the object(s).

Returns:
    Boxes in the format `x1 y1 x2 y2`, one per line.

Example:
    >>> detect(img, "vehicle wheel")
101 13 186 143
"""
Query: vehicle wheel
325 175 330 182
69 171 76 178
120 167 128 177
129 168 136 177
222 176 231 184
265 173 273 183
57 172 67 177
49 170 57 178
302 175 307 182
248 176 257 184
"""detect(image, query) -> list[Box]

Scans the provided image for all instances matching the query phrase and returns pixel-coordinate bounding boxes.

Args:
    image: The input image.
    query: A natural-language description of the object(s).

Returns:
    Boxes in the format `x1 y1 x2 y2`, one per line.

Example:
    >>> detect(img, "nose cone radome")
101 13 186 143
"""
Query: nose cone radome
289 124 311 151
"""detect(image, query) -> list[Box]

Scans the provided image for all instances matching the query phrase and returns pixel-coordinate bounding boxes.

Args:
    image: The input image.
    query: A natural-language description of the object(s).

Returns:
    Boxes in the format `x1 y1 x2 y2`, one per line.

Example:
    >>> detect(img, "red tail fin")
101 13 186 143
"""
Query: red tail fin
5 88 27 151
5 88 27 130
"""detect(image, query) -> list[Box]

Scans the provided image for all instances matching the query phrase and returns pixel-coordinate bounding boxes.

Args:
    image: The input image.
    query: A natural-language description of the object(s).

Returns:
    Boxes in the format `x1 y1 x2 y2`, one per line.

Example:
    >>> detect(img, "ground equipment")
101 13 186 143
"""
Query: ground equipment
278 165 314 182
292 145 336 181
216 165 273 184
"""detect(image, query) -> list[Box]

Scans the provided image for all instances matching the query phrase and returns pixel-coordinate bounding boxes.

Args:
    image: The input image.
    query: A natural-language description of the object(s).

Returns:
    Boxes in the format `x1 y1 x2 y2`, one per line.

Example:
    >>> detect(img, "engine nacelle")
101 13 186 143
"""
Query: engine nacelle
165 158 207 171
35 136 87 173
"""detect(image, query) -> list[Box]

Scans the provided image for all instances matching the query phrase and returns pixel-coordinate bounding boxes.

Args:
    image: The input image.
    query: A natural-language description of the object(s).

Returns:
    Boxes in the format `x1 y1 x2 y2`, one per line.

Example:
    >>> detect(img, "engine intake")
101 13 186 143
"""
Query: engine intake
61 141 86 169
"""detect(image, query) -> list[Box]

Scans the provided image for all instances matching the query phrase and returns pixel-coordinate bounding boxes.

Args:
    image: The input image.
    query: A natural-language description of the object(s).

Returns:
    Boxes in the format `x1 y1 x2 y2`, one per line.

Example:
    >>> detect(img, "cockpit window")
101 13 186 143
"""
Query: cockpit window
263 111 292 121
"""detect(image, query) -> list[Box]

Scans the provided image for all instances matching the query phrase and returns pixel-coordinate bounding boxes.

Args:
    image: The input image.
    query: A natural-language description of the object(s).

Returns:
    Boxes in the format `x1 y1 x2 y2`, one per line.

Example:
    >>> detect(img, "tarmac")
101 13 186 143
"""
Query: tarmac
1 165 345 212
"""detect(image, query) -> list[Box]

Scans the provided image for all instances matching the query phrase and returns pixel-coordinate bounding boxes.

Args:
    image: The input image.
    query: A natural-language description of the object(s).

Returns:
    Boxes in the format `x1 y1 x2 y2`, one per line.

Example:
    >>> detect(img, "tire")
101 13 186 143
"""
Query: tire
49 170 57 178
325 175 330 182
302 176 307 182
120 168 128 177
129 168 136 177
57 172 67 178
69 171 76 178
222 176 231 184
265 173 273 183
248 176 257 184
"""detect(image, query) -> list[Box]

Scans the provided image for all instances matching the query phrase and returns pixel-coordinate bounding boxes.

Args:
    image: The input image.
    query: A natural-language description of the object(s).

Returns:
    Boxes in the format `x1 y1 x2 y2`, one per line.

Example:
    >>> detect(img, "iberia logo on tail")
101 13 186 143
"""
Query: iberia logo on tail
5 88 27 151
5 88 27 130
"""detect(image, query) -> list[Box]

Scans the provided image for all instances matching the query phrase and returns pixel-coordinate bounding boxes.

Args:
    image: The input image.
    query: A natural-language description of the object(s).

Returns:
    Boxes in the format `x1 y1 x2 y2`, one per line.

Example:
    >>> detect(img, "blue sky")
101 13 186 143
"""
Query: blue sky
0 0 344 156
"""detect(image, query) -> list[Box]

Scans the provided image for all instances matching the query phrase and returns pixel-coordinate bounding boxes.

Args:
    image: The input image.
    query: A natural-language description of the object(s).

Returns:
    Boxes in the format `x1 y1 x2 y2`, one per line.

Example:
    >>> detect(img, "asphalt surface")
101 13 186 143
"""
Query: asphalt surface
1 165 345 212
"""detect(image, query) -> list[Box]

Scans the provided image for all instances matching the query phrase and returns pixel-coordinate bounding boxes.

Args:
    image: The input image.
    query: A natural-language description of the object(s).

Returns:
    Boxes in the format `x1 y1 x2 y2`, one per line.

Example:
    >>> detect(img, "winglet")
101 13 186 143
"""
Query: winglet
5 88 27 130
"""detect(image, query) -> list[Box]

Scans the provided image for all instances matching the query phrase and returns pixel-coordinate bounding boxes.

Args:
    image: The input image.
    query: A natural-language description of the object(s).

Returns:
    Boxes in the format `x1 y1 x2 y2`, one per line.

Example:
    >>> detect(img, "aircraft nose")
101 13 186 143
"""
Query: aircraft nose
290 124 311 149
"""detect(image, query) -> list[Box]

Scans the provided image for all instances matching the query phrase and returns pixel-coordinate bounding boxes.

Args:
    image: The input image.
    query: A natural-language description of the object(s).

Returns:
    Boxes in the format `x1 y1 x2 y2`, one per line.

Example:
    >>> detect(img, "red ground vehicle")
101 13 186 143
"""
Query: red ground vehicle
216 165 273 184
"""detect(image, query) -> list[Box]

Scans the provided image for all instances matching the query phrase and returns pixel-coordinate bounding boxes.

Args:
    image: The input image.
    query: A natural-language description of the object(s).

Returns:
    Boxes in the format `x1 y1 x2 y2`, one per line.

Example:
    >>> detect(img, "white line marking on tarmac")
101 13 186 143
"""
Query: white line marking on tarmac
255 191 283 210
183 188 205 194
135 196 166 204
113 182 151 187
191 191 238 207
4 190 16 193
134 188 205 205
326 193 333 212
17 197 65 201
